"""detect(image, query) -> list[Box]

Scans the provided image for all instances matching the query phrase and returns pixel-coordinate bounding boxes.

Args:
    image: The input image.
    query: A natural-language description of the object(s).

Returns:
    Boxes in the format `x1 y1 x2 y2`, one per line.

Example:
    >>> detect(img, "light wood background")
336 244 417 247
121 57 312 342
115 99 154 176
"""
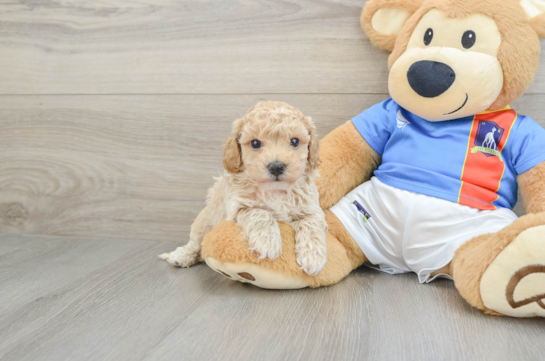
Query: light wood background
2 0 544 241
1 2 545 360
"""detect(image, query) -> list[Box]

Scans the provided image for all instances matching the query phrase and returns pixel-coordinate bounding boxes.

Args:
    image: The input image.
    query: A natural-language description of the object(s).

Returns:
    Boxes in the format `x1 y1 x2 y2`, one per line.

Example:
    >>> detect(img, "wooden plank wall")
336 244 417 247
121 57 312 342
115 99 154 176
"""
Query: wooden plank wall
1 0 544 241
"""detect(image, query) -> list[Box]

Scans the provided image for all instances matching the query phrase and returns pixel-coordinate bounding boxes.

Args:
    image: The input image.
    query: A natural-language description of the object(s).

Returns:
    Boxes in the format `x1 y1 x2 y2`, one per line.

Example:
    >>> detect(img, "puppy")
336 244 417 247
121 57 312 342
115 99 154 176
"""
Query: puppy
159 101 328 276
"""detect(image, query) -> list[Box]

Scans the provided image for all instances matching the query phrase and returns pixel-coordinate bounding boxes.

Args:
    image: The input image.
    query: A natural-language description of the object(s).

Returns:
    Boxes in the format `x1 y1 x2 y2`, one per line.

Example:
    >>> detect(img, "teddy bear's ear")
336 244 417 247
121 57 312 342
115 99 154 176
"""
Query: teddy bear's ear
521 0 545 38
361 0 424 52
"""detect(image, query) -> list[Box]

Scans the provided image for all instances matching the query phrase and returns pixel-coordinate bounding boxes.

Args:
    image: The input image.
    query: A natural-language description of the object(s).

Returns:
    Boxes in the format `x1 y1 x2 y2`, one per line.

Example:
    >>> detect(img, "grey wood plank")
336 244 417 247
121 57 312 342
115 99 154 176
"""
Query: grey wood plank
1 0 544 95
0 234 178 358
0 234 543 361
0 93 388 241
1 94 541 240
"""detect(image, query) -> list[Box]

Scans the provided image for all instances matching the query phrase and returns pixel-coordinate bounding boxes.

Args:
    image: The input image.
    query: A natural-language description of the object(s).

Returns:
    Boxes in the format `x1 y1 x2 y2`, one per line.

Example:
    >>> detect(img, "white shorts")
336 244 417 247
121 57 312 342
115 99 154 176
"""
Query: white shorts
331 177 518 283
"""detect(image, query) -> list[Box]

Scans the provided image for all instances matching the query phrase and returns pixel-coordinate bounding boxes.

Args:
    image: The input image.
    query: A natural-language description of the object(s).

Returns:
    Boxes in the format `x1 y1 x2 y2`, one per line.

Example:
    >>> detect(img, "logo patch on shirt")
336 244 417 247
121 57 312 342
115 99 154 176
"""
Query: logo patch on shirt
470 121 505 161
396 110 411 131
351 200 371 223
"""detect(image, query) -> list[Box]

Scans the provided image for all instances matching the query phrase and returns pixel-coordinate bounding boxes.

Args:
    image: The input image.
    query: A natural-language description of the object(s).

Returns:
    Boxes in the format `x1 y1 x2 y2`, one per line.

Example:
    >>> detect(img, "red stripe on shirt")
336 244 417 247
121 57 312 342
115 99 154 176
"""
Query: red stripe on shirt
458 109 517 210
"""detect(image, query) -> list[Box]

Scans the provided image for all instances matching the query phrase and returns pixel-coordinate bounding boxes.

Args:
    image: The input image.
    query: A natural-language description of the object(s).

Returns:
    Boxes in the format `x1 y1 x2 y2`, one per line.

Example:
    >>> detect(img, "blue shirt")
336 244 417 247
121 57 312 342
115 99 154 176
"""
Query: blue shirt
352 98 545 210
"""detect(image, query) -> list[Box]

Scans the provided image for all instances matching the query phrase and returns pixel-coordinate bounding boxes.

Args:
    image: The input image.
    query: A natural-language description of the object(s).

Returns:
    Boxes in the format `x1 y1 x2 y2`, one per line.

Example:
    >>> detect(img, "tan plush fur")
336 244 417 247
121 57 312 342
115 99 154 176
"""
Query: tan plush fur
530 13 545 39
451 160 545 315
361 0 424 52
448 162 545 314
447 161 545 314
363 0 542 111
201 211 363 288
519 161 545 214
316 121 381 209
326 210 368 269
452 212 545 315
161 101 328 276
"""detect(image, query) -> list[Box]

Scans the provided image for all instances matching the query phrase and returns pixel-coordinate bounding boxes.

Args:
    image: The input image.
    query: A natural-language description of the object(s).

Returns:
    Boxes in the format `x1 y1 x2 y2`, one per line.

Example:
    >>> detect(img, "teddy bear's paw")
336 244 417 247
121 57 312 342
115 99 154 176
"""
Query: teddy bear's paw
295 240 327 276
480 225 545 318
158 246 200 268
246 226 283 261
204 257 310 289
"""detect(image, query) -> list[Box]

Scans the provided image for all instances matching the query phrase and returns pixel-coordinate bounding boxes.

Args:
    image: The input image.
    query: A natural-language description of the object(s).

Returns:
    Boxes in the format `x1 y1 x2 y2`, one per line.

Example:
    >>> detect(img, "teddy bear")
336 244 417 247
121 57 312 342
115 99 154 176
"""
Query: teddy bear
199 0 545 318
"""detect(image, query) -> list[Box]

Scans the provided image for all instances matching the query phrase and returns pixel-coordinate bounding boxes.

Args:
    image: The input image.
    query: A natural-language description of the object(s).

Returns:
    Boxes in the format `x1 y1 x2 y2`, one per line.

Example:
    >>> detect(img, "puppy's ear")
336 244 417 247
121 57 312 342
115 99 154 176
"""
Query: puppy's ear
361 0 423 52
521 0 545 38
223 118 244 174
305 117 320 172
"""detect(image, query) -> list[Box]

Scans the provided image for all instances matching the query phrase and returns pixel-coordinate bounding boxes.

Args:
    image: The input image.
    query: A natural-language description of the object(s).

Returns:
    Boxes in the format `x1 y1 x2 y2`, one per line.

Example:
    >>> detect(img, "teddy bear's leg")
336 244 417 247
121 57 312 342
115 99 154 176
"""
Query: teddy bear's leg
325 210 368 269
451 213 545 317
201 211 366 289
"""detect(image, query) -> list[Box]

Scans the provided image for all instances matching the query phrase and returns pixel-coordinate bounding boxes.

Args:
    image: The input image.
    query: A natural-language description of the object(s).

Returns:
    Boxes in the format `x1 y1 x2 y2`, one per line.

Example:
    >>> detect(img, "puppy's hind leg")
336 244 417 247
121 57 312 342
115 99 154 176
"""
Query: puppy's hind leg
160 207 212 267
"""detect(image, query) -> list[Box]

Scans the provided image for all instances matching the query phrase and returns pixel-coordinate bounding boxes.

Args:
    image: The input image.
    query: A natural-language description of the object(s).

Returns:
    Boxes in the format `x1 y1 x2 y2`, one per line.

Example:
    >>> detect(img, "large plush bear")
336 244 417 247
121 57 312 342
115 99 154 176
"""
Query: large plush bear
200 0 545 318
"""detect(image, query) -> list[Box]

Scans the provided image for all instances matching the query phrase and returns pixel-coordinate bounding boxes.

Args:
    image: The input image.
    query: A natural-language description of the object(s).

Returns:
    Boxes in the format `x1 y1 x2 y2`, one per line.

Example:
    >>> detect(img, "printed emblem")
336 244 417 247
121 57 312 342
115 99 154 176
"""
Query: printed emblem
351 200 371 223
396 110 411 130
470 121 505 161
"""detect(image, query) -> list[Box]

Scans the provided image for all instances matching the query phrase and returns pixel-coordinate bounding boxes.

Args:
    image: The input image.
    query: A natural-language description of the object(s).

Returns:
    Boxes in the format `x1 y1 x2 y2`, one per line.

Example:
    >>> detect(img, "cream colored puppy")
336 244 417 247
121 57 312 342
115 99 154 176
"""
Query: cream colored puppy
159 101 328 276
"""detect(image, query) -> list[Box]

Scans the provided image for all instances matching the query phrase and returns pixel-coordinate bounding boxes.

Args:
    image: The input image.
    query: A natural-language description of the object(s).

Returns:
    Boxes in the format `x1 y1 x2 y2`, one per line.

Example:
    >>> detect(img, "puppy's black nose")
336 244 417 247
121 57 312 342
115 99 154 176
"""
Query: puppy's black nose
407 60 456 98
268 162 285 177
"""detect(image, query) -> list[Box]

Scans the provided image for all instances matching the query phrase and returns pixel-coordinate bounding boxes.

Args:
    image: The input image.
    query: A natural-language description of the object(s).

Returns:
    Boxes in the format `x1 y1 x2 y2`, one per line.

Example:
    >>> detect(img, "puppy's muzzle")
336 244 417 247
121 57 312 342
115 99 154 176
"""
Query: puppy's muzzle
268 161 285 178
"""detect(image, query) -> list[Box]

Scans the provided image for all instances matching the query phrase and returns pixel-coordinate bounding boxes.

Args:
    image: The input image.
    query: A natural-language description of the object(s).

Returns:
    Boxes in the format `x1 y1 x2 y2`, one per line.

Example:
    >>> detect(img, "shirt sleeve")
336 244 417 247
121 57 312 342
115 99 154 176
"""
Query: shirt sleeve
510 115 545 175
351 98 396 155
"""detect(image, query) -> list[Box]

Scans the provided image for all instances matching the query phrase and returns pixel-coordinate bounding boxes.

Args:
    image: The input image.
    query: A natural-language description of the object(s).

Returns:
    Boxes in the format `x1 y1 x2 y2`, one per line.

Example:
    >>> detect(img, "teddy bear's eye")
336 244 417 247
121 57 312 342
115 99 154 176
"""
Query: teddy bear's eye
423 28 433 46
462 30 476 49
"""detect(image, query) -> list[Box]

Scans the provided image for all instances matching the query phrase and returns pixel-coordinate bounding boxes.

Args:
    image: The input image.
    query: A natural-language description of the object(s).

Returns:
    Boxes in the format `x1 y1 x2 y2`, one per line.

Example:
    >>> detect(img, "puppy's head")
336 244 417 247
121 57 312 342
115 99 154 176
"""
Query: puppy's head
223 101 319 189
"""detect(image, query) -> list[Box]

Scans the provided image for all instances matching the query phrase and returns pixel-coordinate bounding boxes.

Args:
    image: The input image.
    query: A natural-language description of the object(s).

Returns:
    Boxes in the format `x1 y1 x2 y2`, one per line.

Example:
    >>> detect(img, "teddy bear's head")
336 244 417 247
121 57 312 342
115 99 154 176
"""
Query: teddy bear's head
362 0 545 121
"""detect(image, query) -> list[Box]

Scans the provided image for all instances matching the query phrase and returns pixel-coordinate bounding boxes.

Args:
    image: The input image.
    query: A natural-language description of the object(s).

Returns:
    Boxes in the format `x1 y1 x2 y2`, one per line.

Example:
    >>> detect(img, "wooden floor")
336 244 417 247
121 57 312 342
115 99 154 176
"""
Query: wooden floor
1 0 545 360
1 234 544 361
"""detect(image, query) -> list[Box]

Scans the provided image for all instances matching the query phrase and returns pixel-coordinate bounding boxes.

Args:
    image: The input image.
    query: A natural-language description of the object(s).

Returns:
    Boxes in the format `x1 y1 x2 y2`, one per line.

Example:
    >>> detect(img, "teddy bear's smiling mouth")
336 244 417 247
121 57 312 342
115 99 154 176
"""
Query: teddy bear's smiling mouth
444 93 469 115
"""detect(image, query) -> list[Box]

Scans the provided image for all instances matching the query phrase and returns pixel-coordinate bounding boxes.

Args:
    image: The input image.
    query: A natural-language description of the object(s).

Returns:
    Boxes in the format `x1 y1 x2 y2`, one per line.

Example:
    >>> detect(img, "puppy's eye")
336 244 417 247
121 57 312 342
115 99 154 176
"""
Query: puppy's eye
290 138 300 147
424 28 433 46
462 30 476 49
250 139 261 149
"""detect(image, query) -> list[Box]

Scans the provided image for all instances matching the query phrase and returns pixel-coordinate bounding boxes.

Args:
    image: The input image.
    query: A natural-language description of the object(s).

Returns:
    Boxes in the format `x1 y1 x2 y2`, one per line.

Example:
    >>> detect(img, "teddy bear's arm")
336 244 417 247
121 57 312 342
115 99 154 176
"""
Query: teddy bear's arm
518 160 545 214
316 120 381 209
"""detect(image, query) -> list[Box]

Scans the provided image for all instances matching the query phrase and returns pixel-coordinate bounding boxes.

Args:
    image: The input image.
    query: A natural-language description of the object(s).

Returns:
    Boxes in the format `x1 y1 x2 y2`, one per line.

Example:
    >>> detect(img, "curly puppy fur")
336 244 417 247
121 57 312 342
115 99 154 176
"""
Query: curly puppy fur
160 101 328 276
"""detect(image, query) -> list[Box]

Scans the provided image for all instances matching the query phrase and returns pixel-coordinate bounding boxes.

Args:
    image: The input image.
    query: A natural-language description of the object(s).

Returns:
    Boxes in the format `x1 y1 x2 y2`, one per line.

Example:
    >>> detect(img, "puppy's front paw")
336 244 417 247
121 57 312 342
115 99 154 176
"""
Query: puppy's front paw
296 238 327 276
159 246 200 267
247 226 283 261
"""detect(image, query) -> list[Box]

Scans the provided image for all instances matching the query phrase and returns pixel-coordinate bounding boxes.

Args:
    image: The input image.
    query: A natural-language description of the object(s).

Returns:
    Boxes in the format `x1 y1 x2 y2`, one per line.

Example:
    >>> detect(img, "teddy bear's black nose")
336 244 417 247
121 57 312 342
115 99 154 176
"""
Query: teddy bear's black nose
268 161 285 177
407 60 456 98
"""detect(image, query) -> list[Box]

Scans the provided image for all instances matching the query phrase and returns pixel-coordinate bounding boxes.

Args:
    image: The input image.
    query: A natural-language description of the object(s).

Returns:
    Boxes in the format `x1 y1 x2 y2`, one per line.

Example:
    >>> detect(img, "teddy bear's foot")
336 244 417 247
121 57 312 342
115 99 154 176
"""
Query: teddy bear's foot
201 217 359 289
204 257 310 289
452 213 545 317
480 225 545 317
